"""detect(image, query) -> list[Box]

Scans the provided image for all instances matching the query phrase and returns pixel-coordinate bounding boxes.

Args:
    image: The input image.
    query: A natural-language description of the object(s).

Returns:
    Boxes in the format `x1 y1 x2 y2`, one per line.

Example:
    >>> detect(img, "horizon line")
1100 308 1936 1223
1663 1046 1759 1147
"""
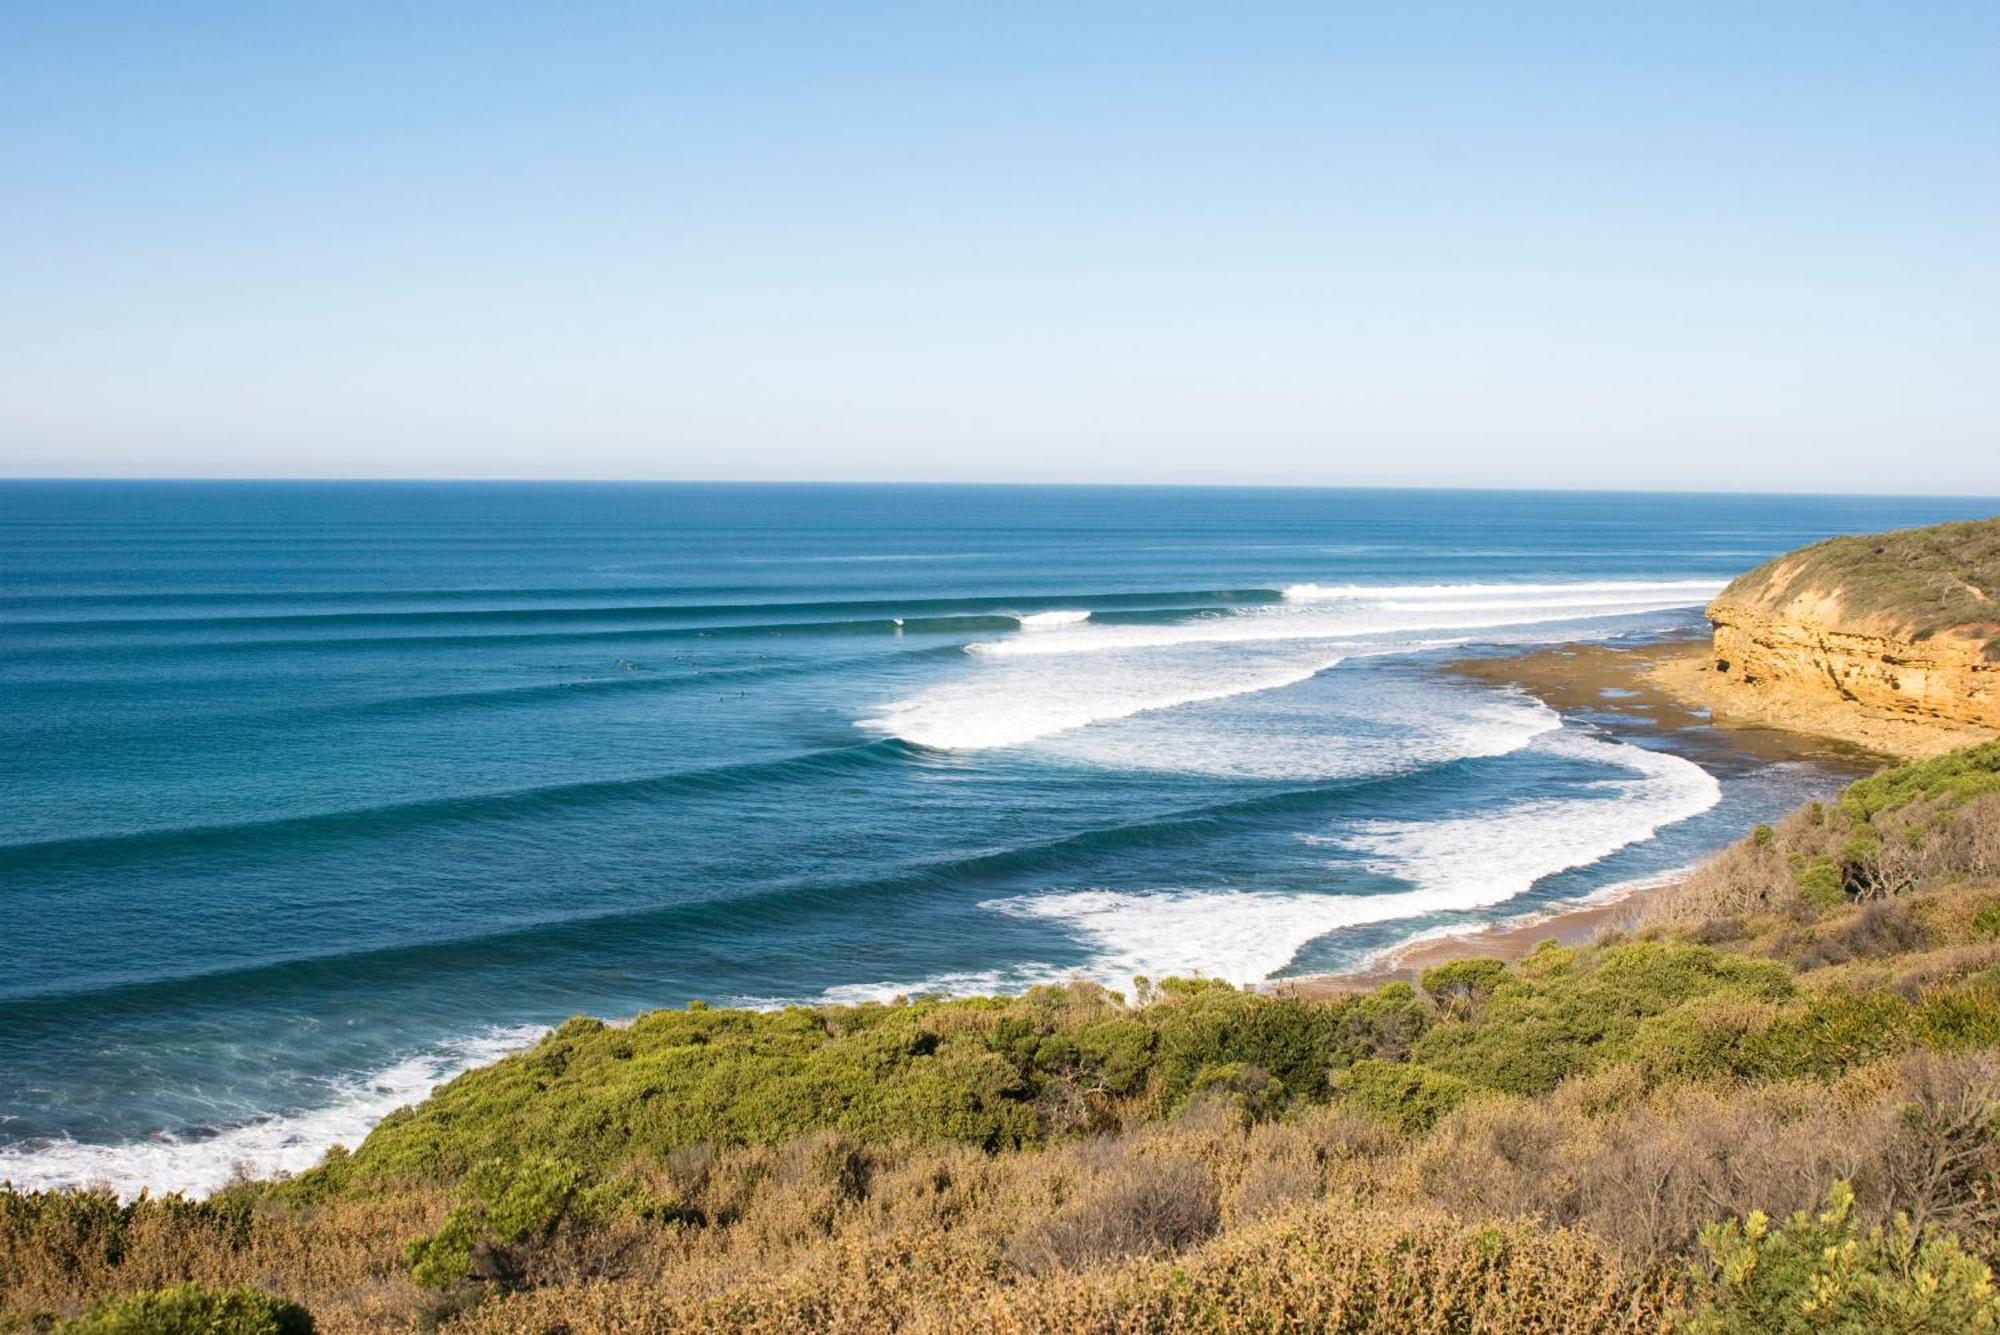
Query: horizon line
3 476 1998 505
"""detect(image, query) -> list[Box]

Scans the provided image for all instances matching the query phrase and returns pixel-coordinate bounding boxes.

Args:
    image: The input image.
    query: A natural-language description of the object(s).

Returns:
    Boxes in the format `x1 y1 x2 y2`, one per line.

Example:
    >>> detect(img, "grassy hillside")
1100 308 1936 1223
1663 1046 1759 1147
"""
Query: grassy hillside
8 745 2000 1332
1717 515 2000 648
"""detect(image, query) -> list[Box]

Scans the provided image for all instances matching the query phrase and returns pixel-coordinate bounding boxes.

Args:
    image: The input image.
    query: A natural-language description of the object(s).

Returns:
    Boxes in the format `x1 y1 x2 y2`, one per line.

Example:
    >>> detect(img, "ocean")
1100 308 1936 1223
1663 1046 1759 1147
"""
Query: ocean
3 481 1996 1196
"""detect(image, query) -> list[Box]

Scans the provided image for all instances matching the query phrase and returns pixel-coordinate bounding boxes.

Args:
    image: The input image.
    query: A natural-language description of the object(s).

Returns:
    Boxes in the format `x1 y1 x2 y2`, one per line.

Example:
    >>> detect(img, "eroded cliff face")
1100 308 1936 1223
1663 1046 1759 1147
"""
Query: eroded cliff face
1648 518 2000 758
1706 594 2000 733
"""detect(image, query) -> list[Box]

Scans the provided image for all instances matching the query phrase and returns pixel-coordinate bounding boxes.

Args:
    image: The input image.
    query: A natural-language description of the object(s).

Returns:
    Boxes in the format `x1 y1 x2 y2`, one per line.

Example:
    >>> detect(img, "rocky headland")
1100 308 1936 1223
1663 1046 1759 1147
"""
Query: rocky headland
1654 516 2000 758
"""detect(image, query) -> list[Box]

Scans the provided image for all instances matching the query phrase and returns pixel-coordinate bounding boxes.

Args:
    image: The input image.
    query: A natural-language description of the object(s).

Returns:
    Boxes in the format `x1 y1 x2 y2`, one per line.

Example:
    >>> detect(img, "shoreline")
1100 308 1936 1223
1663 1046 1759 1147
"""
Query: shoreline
1276 868 1690 996
1275 633 1875 997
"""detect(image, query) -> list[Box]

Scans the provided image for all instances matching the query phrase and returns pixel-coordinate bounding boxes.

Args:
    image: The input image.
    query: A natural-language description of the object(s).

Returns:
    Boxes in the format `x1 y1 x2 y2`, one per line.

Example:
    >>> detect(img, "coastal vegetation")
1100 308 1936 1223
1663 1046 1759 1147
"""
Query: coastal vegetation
7 743 2000 1331
1717 516 2000 650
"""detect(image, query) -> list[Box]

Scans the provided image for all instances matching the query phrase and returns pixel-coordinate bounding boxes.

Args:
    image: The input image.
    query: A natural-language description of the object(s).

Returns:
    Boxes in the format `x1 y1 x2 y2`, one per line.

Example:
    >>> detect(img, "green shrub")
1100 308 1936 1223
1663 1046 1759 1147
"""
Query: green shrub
1333 1059 1475 1134
1690 1182 1999 1332
1186 1062 1287 1123
1916 978 2000 1050
1420 957 1510 1014
55 1284 313 1335
405 1155 583 1289
1842 741 2000 822
1409 942 1792 1095
1797 856 1846 910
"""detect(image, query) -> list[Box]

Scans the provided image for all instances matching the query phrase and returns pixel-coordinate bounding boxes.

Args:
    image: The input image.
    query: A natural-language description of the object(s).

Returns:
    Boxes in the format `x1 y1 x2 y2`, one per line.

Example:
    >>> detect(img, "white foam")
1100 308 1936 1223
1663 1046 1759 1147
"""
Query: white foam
1281 579 1724 603
1017 609 1091 630
861 577 1718 752
724 963 1084 1010
965 582 1721 659
983 731 1720 985
1315 731 1719 907
1037 670 1561 779
860 644 1343 750
985 888 1417 986
0 1025 546 1201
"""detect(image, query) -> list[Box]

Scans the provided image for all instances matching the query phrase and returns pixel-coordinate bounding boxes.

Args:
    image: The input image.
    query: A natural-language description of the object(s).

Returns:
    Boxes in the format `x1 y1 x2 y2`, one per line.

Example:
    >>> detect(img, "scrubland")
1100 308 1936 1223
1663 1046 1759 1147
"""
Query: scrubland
9 743 2000 1332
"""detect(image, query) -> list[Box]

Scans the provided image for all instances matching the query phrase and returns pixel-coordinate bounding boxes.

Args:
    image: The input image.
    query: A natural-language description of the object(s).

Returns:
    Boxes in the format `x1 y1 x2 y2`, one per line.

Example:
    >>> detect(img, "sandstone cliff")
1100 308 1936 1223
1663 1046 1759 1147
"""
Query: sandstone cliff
1658 518 2000 757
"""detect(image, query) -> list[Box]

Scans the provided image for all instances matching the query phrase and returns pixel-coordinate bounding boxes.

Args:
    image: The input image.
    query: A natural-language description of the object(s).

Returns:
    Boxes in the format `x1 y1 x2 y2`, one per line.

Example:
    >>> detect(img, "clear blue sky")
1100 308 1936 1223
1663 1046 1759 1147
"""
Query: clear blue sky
3 3 1995 491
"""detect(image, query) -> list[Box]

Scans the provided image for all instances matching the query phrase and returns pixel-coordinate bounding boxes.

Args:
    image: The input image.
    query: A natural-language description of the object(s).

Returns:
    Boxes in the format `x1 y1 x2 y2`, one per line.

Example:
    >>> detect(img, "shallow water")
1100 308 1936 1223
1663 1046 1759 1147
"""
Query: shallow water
3 481 1994 1194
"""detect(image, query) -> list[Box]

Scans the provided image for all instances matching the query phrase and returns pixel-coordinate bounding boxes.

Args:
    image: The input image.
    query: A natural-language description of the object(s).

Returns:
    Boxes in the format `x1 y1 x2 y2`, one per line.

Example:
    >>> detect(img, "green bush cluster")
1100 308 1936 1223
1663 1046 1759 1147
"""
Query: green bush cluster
285 918 2000 1222
1407 941 1792 1095
1840 741 2000 821
1691 1182 1999 1333
287 976 1440 1202
54 1284 313 1335
405 1156 583 1289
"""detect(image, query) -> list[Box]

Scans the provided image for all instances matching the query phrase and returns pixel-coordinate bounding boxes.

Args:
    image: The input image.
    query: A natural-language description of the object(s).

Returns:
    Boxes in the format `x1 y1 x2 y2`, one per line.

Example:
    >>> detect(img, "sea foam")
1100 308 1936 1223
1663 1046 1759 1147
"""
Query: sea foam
0 1025 546 1200
983 730 1720 985
1016 609 1092 629
1317 731 1722 906
858 645 1344 750
862 577 1718 751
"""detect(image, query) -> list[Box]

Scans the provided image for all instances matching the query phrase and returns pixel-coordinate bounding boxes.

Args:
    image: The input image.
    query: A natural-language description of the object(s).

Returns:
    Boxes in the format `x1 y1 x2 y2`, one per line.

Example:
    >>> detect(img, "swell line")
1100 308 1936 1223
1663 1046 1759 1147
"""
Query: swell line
0 748 1509 1015
4 587 1283 634
0 739 917 874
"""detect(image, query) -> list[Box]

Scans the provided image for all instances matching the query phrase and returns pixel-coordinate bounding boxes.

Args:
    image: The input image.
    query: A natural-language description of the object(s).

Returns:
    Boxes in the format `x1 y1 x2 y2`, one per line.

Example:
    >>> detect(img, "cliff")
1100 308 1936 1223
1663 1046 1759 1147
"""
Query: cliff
1666 517 2000 757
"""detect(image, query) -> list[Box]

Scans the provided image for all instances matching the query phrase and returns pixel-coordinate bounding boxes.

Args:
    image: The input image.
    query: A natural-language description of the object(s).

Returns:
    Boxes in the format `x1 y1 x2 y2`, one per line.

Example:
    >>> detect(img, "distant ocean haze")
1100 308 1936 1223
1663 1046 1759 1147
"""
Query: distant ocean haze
3 481 1996 1197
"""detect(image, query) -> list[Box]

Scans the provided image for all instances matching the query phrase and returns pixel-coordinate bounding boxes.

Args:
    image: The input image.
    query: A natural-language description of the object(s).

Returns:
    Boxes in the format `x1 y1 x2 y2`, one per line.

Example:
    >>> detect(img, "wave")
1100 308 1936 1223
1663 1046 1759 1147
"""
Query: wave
965 581 1722 659
1341 864 1701 976
863 575 1715 752
982 730 1720 984
731 963 1084 1010
1281 579 1724 603
0 1026 545 1199
1037 672 1561 780
1316 731 1719 905
0 740 911 876
1 767 1438 1013
859 646 1343 751
1016 609 1092 630
6 589 1271 638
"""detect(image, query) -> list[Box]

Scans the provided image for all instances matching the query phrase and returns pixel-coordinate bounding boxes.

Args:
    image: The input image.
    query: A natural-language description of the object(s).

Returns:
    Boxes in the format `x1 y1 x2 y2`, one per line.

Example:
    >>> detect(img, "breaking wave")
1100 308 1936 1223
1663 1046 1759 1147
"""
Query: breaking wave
0 1026 546 1200
982 730 1720 985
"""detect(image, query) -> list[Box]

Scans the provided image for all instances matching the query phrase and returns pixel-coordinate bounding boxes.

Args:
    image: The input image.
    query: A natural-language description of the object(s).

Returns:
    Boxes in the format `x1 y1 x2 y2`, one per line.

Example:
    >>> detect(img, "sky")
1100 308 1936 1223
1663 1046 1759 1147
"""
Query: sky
2 3 1996 491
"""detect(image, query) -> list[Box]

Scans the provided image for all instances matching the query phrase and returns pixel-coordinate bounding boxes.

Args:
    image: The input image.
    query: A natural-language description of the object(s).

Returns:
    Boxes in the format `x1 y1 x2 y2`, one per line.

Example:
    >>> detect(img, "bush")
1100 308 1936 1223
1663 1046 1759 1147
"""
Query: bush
1797 856 1846 910
1410 942 1792 1095
1334 1059 1475 1134
55 1284 314 1335
405 1155 583 1289
1690 1182 2000 1333
1420 957 1510 1017
1186 1062 1287 1124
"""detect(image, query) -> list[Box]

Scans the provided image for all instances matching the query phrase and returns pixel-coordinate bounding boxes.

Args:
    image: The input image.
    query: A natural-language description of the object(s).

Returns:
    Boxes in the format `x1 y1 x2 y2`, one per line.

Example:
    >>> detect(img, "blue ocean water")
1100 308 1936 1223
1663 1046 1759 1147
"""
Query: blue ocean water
3 482 1996 1194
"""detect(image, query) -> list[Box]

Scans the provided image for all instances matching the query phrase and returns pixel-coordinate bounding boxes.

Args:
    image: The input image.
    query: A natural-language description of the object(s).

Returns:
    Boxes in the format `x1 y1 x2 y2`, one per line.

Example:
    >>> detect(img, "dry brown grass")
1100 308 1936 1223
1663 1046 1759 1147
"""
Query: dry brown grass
9 1047 1995 1332
447 1206 1684 1334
